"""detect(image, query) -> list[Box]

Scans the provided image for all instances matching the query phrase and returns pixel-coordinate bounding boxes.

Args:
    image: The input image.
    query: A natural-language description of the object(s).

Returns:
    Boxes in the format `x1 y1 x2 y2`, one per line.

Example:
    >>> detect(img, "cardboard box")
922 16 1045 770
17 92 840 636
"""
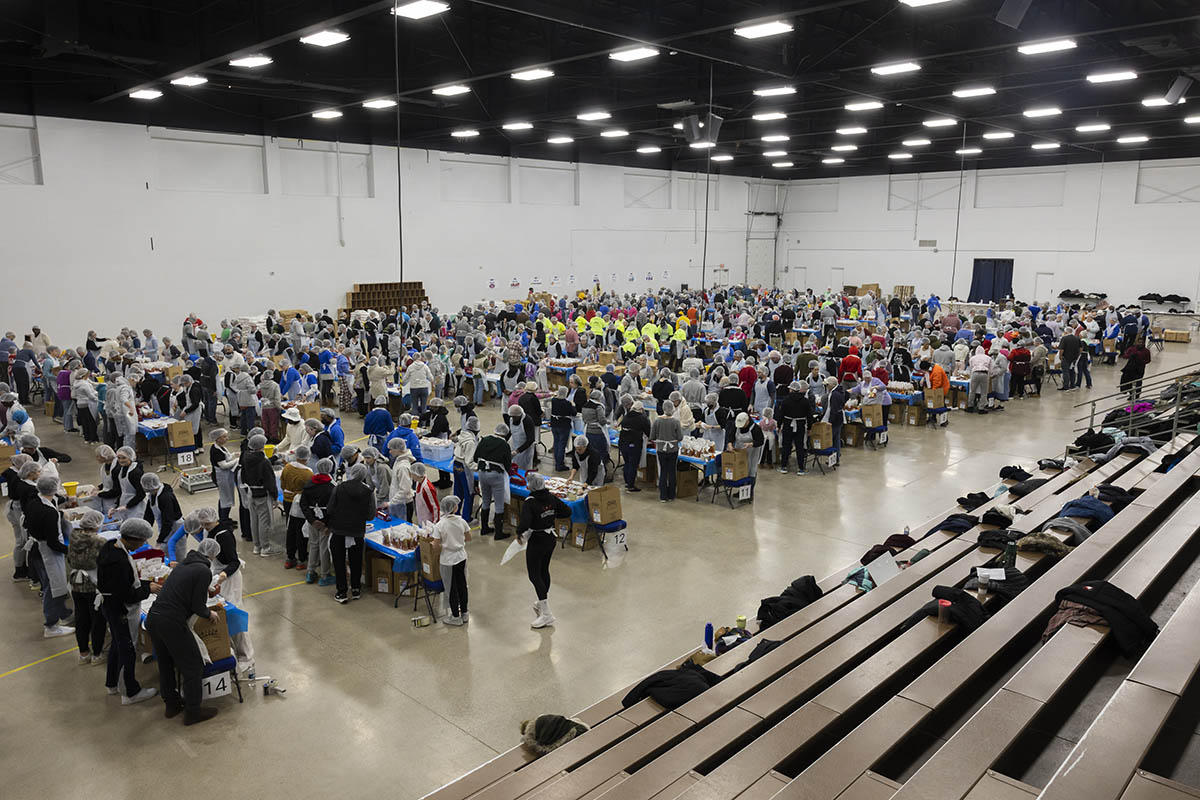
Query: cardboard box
923 387 945 410
639 454 658 485
554 517 573 540
677 466 699 499
784 331 798 345
598 351 616 365
44 400 55 417
809 421 835 451
722 448 750 482
297 401 321 420
862 404 885 429
571 523 596 551
906 406 927 426
164 364 183 380
504 499 522 530
370 555 394 594
0 444 14 473
419 537 442 583
842 422 864 448
887 404 905 425
1103 338 1117 353
193 606 232 663
588 484 622 524
1165 329 1192 343
167 420 195 449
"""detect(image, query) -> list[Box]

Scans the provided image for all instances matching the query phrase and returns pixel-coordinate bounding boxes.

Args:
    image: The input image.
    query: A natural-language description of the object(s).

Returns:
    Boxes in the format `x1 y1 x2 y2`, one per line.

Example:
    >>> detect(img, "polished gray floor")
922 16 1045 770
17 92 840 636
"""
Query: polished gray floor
3 342 1196 799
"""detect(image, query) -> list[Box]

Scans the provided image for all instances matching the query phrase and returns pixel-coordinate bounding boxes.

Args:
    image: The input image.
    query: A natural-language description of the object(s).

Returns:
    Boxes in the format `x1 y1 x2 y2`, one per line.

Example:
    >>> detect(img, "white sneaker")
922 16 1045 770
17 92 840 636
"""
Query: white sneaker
259 548 274 558
43 625 75 639
106 686 120 696
78 652 90 664
91 654 106 666
531 612 556 629
443 615 464 626
252 546 260 555
121 687 158 705
461 612 469 623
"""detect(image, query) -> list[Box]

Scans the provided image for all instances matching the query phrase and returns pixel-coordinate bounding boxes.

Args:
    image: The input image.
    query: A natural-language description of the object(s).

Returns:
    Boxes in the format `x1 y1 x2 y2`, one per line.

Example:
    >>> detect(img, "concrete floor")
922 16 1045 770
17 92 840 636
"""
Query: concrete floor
3 341 1198 799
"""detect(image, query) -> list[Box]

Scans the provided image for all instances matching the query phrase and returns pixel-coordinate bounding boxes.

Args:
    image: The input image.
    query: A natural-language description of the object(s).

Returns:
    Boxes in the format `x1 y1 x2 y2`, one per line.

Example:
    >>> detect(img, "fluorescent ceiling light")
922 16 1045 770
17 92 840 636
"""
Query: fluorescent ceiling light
752 112 787 121
900 0 956 5
1018 39 1076 55
600 129 628 138
982 131 1014 139
1023 106 1061 117
229 55 272 68
955 147 982 155
312 109 343 120
636 146 661 154
1117 135 1149 144
577 110 611 121
1087 70 1137 83
129 89 162 100
547 136 573 144
1185 116 1200 124
823 158 845 164
502 121 533 130
734 20 794 39
609 46 658 62
392 1 449 20
846 100 884 111
831 144 858 152
754 85 796 97
1031 142 1060 150
871 62 921 76
512 68 554 81
772 162 794 168
889 152 914 159
689 141 716 149
953 86 996 98
902 138 931 146
1075 123 1110 132
362 98 397 109
170 75 207 87
1142 96 1186 107
300 30 350 47
923 117 957 127
433 84 470 96
836 127 868 135
711 154 734 162
763 150 787 157
761 134 789 142
451 128 479 137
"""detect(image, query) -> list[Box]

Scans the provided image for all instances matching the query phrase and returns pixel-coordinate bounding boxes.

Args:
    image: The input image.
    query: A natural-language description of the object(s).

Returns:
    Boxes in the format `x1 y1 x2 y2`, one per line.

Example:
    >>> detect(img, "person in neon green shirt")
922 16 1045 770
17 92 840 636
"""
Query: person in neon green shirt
641 320 659 343
621 339 638 359
589 314 607 337
848 307 859 320
623 323 640 343
575 315 587 333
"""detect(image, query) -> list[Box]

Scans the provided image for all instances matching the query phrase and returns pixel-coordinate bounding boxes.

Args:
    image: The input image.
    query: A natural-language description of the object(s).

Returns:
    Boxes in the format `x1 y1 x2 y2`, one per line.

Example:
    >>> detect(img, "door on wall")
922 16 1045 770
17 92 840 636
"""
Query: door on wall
830 267 845 293
968 258 1015 303
1033 271 1055 304
746 239 776 287
786 250 806 293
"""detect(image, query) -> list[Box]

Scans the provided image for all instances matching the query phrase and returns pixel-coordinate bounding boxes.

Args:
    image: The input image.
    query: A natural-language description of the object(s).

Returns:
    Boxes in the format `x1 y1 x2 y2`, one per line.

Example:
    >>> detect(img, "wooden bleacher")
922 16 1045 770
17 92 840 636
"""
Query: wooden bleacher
425 434 1200 800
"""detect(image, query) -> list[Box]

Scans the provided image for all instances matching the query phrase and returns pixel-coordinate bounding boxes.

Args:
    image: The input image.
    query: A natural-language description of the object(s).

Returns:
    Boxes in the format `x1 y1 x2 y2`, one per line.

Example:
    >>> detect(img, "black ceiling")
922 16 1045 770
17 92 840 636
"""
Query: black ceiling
2 0 1199 179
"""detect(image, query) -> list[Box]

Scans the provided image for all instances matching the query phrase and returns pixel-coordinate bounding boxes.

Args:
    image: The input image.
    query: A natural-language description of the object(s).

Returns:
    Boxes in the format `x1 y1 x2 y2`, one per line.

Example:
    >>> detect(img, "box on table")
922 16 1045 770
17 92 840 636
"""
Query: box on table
1103 338 1118 353
721 448 750 482
906 406 927 426
297 401 321 420
598 351 616 365
0 444 14 472
842 422 864 448
193 606 232 663
887 404 905 425
923 387 945 410
861 404 885 429
419 537 442 583
588 484 622 524
167 420 195 449
677 466 699 499
570 523 596 551
810 421 834 451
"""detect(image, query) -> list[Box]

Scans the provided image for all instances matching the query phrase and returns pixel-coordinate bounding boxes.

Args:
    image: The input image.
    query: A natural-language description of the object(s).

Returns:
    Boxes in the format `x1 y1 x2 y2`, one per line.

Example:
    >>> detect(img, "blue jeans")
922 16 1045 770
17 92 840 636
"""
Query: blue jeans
239 406 257 436
473 376 486 405
31 556 71 627
551 425 571 471
410 387 429 418
1076 359 1092 389
657 451 678 501
453 463 474 523
62 398 76 431
621 440 642 488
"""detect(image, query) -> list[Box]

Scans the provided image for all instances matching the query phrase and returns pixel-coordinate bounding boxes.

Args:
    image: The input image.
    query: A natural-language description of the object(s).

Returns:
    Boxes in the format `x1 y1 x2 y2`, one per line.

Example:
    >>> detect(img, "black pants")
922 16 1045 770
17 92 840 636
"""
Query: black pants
102 602 141 696
1012 374 1027 398
102 413 118 448
447 561 468 616
71 591 106 655
525 530 556 601
146 613 204 710
330 534 363 594
0 360 7 385
239 500 252 541
13 367 30 404
285 510 307 561
780 423 807 469
1032 366 1044 395
657 451 678 501
621 440 642 488
77 406 99 442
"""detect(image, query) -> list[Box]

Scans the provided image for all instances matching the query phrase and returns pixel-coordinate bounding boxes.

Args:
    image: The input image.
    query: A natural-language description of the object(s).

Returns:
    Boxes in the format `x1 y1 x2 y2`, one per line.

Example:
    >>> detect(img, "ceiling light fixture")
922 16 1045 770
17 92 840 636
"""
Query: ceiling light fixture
636 146 661 154
753 85 796 97
1075 123 1110 132
129 89 162 100
577 110 611 121
1117 135 1150 144
1017 38 1076 55
1142 96 1185 107
982 131 1015 139
902 138 931 146
900 0 957 5
823 158 845 164
1087 70 1137 83
772 161 794 168
836 126 868 135
502 122 533 130
711 154 734 162
451 128 479 137
763 150 787 157
1185 116 1200 124
956 147 982 155
734 20 794 39
762 134 789 142
362 98 397 109
229 55 272 68
1023 106 1061 117
871 61 921 76
845 100 884 111
889 152 914 159
300 30 350 47
831 144 858 152
432 84 470 96
392 1 449 20
170 75 207 87
547 136 573 144
601 129 629 138
1031 142 1060 150
512 68 554 81
923 117 957 127
689 141 716 148
953 86 996 98
609 46 658 62
753 112 787 121
312 109 343 119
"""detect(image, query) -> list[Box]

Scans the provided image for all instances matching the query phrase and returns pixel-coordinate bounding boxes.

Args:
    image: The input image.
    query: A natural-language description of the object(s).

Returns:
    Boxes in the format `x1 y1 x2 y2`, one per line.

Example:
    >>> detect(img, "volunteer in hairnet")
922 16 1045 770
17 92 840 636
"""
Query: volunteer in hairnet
194 506 253 668
145 536 223 725
24 474 75 638
96 518 157 705
474 423 513 540
516 472 571 630
112 446 147 521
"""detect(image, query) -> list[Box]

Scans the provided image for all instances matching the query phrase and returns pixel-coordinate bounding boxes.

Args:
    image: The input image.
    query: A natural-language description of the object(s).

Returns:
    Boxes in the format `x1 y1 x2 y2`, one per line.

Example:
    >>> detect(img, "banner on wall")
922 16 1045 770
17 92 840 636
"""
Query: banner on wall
645 271 653 281
550 275 560 286
627 272 635 282
662 269 670 281
568 274 576 284
510 277 520 288
531 276 543 286
488 278 496 289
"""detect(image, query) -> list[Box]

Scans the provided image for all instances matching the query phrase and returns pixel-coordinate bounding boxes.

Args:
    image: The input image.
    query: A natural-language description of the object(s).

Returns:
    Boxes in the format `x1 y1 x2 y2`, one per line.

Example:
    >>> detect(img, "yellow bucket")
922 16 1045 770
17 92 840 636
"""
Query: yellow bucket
264 444 276 458
63 481 78 497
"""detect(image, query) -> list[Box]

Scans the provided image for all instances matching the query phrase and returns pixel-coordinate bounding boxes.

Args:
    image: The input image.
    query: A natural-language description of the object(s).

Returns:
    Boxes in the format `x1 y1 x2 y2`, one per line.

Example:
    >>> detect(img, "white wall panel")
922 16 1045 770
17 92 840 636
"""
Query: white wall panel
439 154 510 203
0 115 41 186
677 174 719 210
519 162 577 205
279 141 371 198
784 179 839 212
974 167 1065 208
151 133 266 194
888 174 961 210
1136 158 1200 204
623 172 671 209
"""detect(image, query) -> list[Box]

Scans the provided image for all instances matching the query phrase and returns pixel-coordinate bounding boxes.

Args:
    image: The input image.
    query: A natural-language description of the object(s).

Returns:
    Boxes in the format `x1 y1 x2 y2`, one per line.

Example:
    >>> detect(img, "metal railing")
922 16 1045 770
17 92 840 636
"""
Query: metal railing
1070 360 1200 450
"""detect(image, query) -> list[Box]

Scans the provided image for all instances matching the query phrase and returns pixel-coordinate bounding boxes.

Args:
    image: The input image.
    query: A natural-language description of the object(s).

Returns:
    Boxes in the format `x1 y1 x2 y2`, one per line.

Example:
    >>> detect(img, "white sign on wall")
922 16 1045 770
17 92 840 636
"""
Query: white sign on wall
488 278 496 289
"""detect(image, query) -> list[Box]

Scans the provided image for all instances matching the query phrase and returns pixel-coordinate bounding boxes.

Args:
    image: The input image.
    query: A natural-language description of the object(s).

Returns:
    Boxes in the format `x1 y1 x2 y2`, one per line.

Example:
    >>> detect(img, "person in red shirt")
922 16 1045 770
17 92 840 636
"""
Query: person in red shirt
920 359 950 427
738 358 758 398
839 346 862 382
1009 342 1031 398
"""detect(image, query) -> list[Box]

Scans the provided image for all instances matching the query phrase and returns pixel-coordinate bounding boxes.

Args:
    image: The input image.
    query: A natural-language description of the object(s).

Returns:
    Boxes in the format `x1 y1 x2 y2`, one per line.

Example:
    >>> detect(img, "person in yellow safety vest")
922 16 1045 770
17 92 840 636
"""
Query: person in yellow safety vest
676 315 690 336
552 318 566 338
641 320 659 343
620 339 638 359
589 314 607 337
623 323 640 343
614 316 626 333
848 306 859 320
575 315 588 333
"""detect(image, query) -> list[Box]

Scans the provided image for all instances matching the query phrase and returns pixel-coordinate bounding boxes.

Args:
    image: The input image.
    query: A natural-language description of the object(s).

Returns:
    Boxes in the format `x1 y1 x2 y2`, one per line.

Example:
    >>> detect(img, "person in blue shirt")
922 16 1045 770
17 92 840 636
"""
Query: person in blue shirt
926 294 941 315
363 397 395 449
318 408 345 452
278 361 302 401
1028 303 1042 323
383 413 423 462
166 514 202 564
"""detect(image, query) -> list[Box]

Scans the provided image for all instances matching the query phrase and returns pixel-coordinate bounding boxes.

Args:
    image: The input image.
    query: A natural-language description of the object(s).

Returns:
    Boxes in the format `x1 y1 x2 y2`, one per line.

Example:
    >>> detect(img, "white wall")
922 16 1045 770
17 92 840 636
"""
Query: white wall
779 158 1200 305
0 113 773 345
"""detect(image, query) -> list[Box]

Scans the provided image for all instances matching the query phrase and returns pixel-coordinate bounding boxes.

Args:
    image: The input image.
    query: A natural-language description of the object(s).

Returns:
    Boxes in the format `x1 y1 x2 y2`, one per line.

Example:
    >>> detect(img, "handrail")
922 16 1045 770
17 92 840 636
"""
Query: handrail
1071 360 1200 409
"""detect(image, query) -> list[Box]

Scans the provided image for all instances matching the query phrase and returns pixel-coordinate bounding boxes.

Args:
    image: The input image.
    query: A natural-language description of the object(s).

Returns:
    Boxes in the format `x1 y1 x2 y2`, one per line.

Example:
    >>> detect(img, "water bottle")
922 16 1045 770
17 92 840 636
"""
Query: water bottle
1004 541 1017 568
704 622 714 652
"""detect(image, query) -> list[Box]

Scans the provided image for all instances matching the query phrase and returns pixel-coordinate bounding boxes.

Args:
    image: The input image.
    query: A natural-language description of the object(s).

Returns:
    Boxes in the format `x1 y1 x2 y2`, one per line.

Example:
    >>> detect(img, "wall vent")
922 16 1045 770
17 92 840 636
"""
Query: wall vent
918 239 937 248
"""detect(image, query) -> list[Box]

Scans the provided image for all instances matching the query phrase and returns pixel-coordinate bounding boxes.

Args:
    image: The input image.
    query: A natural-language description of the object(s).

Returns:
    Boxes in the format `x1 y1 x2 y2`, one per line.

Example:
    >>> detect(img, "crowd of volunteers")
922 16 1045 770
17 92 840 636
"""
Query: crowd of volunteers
2 286 1160 718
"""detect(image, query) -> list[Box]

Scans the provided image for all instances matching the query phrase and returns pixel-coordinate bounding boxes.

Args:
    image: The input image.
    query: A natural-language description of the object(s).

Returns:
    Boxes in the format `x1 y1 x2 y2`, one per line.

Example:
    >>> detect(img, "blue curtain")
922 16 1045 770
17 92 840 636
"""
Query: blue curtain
968 259 1014 303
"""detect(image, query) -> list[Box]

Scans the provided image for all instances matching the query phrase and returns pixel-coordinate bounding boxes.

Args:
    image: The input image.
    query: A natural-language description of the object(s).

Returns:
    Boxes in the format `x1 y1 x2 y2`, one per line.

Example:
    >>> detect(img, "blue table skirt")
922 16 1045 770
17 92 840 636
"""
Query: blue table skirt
364 516 422 573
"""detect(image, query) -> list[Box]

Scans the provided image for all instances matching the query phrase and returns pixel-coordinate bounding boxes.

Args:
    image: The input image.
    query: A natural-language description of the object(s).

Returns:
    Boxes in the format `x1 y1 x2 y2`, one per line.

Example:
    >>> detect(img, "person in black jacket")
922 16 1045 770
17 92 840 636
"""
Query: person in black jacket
427 396 451 438
196 348 220 423
548 388 575 472
777 381 816 475
517 381 544 427
141 472 183 543
517 473 571 629
299 458 336 586
617 395 651 492
475 425 514 539
96 518 157 704
24 475 75 636
146 539 223 725
240 434 279 557
325 462 376 603
306 417 334 464
824 377 849 453
4 454 35 582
